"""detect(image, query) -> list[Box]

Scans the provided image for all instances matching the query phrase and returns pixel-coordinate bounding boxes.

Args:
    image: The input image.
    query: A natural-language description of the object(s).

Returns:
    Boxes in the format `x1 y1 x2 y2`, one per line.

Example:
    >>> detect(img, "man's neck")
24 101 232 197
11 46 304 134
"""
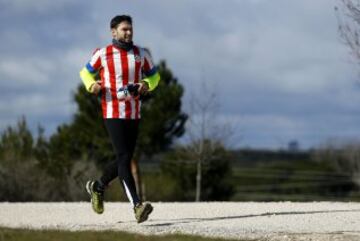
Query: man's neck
112 39 133 51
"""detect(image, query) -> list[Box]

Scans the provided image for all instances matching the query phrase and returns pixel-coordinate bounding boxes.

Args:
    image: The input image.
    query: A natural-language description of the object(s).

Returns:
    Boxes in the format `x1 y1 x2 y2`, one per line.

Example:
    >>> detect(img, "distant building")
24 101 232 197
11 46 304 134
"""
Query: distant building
288 140 300 152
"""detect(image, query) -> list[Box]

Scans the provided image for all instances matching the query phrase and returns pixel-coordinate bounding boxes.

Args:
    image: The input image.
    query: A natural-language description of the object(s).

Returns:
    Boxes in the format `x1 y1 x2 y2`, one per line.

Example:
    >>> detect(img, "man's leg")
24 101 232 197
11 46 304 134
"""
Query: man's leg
99 161 118 187
91 119 139 194
85 120 118 215
105 119 153 223
104 119 141 206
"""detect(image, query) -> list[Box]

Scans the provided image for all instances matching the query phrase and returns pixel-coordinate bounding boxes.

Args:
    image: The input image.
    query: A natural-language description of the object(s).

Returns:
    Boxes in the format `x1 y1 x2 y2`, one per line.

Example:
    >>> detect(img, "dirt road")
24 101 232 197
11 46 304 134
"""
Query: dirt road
0 202 360 241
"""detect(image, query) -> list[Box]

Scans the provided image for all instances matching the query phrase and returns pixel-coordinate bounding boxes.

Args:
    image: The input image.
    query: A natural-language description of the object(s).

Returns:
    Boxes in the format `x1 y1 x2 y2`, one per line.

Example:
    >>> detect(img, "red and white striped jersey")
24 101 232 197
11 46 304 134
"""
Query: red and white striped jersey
86 44 156 119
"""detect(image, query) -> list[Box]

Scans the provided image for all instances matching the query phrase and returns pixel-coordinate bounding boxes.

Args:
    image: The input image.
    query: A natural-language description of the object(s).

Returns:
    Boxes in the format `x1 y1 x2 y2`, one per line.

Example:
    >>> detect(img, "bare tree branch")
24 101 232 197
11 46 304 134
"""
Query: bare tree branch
336 0 360 64
182 79 236 201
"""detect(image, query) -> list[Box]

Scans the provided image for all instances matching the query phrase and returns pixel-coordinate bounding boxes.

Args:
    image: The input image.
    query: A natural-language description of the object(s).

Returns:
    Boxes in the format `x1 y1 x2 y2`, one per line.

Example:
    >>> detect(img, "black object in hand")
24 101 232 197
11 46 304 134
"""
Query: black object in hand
127 84 140 97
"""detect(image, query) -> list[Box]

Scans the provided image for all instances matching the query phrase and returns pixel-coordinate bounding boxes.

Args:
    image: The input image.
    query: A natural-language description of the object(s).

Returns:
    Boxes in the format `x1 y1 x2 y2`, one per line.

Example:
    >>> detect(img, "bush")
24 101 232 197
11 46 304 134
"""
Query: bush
159 143 235 201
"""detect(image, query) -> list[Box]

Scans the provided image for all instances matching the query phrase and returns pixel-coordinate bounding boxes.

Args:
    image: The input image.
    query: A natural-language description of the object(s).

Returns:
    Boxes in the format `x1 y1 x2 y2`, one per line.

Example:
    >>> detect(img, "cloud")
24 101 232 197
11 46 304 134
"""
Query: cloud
0 0 358 149
0 94 68 115
0 44 88 137
0 0 77 14
0 58 54 86
220 110 360 149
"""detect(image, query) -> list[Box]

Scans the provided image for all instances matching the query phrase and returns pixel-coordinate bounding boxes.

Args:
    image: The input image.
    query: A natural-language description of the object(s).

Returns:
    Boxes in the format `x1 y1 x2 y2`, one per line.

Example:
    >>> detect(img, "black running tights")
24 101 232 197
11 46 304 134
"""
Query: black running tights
100 119 140 206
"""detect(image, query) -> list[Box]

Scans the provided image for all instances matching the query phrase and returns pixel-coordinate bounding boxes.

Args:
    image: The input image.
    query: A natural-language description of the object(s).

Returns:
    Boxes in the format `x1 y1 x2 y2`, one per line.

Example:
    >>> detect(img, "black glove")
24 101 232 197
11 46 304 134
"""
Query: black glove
127 84 140 97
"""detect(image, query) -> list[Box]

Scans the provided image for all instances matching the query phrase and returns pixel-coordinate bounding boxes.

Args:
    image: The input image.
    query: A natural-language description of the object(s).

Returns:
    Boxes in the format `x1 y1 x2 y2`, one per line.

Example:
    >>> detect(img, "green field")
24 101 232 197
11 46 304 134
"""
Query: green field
0 227 245 241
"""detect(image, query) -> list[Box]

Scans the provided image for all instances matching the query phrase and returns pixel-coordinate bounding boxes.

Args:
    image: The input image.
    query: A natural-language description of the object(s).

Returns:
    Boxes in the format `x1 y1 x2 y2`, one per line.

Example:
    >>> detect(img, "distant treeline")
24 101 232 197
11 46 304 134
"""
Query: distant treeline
232 149 311 166
2 116 360 202
1 60 360 202
229 147 360 201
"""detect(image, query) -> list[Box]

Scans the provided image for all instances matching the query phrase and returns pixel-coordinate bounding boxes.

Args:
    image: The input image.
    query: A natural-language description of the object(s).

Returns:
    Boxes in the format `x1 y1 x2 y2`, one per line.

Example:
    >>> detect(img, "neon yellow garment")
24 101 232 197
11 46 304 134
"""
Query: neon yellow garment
80 67 160 92
142 71 160 91
79 67 96 92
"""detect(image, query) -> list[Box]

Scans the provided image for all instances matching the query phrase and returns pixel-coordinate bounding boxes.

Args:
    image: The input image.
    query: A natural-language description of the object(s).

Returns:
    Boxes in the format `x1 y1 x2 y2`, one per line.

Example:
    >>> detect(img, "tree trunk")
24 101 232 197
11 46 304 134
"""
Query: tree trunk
195 158 202 202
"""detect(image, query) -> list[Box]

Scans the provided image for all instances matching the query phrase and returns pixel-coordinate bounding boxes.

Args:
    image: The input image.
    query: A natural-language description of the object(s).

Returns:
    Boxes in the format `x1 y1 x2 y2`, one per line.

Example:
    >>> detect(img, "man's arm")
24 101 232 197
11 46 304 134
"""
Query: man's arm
141 70 160 91
140 48 160 93
79 67 101 94
80 48 102 94
79 67 96 92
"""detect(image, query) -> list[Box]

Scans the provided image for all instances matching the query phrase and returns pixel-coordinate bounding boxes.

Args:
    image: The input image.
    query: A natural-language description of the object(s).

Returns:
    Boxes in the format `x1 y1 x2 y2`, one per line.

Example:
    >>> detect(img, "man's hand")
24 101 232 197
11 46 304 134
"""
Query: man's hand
138 81 149 95
90 80 102 95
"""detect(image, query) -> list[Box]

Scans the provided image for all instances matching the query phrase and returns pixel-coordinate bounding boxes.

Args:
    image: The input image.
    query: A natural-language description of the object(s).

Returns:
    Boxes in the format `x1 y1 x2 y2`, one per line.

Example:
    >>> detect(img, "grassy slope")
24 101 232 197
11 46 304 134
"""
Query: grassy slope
0 227 245 241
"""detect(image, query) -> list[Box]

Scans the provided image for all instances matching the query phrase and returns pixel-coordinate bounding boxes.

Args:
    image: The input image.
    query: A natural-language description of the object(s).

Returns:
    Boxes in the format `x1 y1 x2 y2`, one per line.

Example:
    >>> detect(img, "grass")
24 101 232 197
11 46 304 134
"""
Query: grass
0 227 245 241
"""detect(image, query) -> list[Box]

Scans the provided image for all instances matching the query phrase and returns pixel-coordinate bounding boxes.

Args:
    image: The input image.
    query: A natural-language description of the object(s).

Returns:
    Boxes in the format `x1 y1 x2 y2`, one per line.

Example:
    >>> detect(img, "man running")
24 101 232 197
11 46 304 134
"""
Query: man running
79 15 160 223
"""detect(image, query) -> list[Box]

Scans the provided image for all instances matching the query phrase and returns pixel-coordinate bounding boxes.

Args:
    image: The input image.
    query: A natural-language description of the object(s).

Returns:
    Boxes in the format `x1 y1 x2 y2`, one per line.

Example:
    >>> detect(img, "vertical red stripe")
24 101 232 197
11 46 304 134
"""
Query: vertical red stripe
144 58 151 72
93 57 101 70
106 46 119 118
91 48 101 71
100 68 107 118
133 47 141 119
120 49 131 119
133 47 140 84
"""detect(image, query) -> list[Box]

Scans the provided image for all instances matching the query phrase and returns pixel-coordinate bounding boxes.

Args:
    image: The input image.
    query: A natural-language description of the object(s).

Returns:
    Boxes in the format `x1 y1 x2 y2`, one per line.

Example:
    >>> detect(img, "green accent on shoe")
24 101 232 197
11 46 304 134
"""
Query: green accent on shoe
134 202 153 223
86 180 104 214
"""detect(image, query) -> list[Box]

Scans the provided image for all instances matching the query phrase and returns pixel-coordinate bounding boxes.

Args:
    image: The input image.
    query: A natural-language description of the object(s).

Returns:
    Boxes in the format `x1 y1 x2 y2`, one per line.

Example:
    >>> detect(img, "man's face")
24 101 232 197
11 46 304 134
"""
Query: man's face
111 21 133 43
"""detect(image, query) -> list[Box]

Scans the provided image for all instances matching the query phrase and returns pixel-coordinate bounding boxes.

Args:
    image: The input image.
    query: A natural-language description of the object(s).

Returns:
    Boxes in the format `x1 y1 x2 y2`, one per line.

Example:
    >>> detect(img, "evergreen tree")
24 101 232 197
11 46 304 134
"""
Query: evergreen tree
135 60 187 159
0 118 50 201
49 60 187 168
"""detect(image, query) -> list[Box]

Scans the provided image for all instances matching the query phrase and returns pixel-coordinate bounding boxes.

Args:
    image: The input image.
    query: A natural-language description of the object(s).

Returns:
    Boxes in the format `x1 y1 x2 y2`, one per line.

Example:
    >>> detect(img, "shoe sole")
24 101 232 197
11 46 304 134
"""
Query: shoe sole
85 181 94 209
137 203 153 223
85 181 92 196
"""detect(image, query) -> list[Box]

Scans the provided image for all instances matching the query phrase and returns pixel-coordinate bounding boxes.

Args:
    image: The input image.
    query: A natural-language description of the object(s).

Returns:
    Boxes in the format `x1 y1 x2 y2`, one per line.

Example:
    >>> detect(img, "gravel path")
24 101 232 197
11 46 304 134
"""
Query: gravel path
1 202 360 241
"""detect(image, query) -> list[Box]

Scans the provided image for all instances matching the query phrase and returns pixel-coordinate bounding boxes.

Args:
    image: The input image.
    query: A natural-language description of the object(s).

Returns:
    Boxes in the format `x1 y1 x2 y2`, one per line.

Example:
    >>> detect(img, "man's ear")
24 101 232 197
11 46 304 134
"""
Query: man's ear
111 28 116 38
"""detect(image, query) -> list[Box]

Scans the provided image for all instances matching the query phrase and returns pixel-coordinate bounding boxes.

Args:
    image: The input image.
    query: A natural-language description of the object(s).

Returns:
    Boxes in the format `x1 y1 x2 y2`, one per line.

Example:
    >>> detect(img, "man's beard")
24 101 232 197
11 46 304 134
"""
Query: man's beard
112 38 133 51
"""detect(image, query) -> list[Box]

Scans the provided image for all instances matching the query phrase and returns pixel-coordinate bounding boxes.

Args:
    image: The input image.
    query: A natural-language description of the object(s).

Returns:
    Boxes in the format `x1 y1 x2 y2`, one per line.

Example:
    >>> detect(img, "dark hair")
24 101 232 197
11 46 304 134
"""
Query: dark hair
110 15 132 29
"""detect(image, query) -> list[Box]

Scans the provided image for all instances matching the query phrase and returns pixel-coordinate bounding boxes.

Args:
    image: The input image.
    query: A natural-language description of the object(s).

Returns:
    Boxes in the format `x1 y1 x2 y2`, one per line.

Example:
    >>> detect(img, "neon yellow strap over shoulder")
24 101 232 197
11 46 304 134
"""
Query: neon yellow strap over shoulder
79 67 96 92
142 71 160 91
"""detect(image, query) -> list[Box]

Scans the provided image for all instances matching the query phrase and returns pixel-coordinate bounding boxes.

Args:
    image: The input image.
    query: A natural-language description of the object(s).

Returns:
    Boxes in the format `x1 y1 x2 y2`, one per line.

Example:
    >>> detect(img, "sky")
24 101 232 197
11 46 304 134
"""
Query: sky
0 0 359 150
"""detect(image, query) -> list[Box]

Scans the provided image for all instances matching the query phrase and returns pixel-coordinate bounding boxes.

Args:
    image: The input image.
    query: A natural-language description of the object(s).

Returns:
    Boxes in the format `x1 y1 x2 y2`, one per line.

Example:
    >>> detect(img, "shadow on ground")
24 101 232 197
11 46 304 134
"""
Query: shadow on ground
144 209 360 227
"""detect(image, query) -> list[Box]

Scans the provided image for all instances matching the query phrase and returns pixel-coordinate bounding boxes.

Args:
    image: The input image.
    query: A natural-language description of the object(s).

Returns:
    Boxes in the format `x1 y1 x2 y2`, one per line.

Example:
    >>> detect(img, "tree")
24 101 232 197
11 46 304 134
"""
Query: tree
313 141 360 187
160 140 235 201
336 0 360 65
181 82 234 201
335 0 360 190
0 118 34 201
132 60 187 199
50 60 187 199
53 60 187 162
0 118 55 201
136 60 187 157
